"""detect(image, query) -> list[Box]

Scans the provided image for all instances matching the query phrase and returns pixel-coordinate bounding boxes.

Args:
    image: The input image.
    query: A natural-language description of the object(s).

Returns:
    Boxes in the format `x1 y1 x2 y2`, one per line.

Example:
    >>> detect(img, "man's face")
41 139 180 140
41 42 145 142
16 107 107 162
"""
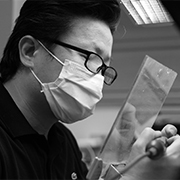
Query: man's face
46 17 113 83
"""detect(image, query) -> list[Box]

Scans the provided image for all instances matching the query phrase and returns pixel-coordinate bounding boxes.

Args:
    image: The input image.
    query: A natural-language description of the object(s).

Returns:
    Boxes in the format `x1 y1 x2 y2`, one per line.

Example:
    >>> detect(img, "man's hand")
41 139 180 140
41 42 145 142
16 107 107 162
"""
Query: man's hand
121 124 180 180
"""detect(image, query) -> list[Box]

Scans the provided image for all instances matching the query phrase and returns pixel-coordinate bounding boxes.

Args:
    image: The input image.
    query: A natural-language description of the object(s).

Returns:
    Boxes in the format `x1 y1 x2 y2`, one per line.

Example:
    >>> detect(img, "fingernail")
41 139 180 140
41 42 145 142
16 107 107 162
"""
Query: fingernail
167 127 177 136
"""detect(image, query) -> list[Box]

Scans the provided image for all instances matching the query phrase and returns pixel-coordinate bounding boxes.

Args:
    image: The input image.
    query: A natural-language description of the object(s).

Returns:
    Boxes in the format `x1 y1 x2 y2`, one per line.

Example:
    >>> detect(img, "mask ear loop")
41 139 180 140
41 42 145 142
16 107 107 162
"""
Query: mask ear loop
31 40 65 92
37 40 65 66
30 69 44 93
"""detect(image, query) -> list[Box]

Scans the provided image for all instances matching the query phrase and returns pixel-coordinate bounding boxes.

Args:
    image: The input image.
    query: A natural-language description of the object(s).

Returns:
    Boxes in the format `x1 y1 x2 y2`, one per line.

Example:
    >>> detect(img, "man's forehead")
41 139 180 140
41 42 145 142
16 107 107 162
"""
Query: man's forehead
61 17 113 55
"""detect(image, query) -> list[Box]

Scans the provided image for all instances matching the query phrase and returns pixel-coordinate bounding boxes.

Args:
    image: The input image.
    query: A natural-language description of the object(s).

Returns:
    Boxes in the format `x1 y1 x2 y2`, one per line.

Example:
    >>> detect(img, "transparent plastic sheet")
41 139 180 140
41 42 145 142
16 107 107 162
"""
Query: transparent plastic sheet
87 55 177 180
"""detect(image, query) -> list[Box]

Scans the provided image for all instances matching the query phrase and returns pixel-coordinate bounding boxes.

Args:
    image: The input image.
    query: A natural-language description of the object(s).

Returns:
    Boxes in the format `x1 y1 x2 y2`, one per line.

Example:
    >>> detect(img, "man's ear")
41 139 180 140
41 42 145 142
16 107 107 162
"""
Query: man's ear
19 35 39 68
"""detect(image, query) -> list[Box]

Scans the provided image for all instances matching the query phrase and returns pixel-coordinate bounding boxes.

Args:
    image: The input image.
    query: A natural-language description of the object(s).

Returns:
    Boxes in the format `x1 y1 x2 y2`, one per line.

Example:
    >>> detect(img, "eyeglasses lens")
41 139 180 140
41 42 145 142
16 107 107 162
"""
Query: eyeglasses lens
86 53 117 85
104 67 116 85
86 53 103 73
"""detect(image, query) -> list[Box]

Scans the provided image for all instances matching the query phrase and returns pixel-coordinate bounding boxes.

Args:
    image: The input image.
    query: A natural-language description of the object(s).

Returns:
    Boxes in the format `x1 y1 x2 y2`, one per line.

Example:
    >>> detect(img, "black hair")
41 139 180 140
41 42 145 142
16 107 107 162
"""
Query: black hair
0 0 121 83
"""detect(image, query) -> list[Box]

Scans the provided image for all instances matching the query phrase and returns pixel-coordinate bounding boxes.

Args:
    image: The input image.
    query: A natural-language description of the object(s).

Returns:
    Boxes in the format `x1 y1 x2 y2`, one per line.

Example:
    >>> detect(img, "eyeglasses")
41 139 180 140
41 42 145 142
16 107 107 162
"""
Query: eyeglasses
50 39 117 85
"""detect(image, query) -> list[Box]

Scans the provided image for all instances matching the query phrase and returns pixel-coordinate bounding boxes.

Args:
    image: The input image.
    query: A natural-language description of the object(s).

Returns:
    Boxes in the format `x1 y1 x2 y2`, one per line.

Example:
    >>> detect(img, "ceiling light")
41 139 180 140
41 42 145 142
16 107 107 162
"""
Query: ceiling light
121 0 173 25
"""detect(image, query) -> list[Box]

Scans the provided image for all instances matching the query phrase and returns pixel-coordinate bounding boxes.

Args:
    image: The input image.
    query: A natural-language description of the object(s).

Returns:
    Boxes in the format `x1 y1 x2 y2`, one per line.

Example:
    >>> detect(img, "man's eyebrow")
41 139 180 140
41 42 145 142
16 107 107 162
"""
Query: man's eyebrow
94 46 104 55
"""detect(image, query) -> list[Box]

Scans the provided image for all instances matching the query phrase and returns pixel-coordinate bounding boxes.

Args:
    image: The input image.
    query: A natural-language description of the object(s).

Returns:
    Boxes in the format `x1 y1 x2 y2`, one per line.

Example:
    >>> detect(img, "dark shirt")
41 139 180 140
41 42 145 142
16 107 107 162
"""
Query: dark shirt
0 82 88 179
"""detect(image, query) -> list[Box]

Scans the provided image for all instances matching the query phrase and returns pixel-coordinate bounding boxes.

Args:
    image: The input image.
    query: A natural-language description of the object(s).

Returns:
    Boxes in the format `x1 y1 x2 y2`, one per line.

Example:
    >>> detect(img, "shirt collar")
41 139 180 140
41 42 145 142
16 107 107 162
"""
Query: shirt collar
0 82 37 138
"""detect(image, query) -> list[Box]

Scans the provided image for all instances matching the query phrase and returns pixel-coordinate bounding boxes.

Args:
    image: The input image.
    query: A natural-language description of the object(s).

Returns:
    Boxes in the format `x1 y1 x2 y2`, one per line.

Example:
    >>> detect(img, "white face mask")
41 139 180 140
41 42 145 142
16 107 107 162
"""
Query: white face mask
31 41 104 124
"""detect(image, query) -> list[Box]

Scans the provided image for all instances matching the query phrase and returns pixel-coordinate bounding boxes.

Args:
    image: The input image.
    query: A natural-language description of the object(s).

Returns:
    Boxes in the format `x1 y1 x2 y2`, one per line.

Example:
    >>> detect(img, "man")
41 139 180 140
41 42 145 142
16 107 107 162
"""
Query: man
0 0 180 179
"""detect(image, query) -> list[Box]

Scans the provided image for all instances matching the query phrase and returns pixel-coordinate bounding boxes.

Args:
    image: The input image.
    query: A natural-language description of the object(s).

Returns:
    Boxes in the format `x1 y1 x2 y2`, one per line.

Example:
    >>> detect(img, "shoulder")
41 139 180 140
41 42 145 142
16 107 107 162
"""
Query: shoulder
0 120 13 166
0 120 12 144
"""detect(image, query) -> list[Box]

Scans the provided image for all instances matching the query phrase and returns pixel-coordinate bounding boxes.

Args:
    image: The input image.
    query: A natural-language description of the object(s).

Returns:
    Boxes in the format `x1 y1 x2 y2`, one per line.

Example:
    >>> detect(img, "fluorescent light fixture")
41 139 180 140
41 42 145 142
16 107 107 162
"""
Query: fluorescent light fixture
121 0 173 25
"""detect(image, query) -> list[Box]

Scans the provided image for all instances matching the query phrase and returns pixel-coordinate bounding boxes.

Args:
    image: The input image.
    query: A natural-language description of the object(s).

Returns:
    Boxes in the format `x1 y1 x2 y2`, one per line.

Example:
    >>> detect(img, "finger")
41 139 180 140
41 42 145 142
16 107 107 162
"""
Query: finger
161 124 177 138
116 102 136 131
134 127 162 150
166 135 180 158
123 102 136 113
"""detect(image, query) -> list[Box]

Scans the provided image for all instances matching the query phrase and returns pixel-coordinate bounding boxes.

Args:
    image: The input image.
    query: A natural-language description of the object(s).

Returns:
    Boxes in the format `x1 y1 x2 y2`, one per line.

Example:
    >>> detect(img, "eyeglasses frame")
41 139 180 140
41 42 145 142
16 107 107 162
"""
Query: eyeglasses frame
45 39 117 85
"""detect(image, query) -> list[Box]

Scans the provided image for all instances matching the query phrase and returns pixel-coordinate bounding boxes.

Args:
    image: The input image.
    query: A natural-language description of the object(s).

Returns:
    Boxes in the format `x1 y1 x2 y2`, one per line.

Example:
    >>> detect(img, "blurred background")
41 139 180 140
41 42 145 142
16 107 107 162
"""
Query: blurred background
1 0 180 167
